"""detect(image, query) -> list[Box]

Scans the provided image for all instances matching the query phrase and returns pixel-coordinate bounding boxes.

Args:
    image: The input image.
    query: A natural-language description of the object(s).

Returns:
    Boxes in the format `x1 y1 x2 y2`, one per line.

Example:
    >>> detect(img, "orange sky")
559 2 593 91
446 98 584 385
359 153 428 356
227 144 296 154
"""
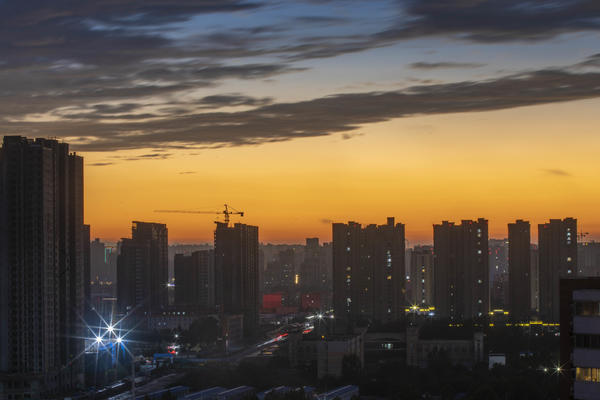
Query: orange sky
84 98 600 245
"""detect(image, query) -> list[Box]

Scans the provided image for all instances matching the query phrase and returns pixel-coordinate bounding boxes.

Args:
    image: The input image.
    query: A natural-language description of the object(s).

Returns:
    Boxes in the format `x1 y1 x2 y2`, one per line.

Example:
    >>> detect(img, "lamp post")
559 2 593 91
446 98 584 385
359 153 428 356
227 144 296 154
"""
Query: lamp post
89 320 136 399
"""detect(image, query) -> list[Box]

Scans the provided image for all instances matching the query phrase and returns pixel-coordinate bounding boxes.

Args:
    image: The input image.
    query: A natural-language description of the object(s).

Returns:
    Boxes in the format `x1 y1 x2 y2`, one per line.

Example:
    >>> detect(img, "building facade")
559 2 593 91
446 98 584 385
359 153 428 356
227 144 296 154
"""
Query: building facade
538 218 578 322
117 221 169 314
174 249 215 310
214 222 259 337
560 278 600 400
508 220 531 321
433 219 489 321
332 217 405 324
407 245 434 308
0 136 86 398
578 242 600 277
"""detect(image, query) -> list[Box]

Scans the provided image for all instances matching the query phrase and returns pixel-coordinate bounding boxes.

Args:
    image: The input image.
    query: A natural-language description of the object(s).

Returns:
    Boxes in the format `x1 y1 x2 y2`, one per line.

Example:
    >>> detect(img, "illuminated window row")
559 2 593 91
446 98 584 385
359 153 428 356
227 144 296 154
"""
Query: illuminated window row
576 367 600 383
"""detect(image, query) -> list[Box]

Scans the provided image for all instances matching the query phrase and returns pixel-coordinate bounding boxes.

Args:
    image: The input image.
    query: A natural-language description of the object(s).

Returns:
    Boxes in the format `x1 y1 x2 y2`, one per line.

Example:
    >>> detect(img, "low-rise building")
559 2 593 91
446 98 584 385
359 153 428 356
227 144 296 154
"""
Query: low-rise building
290 331 365 378
406 325 484 368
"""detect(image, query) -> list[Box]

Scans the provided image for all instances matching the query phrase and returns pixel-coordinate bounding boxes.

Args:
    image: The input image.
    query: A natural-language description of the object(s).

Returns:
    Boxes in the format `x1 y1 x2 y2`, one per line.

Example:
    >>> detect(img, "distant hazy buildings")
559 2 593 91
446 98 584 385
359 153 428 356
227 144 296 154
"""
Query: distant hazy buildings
332 217 405 324
0 136 86 397
215 222 259 337
538 218 577 322
508 220 531 321
174 249 215 310
301 238 321 289
433 219 489 321
117 221 169 314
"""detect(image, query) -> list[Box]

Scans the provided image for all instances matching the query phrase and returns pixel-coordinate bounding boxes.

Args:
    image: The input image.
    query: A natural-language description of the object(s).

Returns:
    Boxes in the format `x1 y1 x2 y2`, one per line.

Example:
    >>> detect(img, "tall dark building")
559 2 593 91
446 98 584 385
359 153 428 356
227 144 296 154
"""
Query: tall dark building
578 241 600 277
0 136 86 398
214 222 259 337
117 221 168 314
433 219 489 321
174 250 215 310
407 245 434 308
489 238 509 309
508 220 531 321
332 217 405 324
90 238 106 282
538 218 578 322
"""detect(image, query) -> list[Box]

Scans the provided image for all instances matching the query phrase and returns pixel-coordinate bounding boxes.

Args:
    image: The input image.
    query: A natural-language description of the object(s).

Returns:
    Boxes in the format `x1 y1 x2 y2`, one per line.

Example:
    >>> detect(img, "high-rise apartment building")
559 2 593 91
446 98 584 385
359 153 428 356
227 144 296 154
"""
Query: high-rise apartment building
538 218 577 322
332 218 405 324
0 136 86 398
117 222 168 314
174 250 215 310
433 219 489 321
578 241 600 277
489 239 509 309
407 245 434 308
508 220 531 321
530 245 540 314
214 222 259 337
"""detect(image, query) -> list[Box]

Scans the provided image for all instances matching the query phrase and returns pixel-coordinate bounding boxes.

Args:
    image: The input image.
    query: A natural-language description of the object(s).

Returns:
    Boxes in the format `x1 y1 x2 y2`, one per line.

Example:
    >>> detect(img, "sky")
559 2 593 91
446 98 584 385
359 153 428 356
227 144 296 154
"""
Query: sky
2 0 600 244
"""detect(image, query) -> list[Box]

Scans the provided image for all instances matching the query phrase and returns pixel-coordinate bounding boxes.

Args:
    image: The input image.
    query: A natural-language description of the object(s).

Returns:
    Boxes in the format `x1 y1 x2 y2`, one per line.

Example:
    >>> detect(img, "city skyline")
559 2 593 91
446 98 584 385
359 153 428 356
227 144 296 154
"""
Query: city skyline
2 1 600 398
0 1 597 243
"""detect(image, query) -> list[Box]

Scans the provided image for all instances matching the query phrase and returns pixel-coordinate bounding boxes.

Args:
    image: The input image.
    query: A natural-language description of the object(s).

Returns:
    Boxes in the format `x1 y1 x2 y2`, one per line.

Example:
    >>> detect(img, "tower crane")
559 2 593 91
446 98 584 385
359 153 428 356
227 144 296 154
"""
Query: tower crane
154 204 244 225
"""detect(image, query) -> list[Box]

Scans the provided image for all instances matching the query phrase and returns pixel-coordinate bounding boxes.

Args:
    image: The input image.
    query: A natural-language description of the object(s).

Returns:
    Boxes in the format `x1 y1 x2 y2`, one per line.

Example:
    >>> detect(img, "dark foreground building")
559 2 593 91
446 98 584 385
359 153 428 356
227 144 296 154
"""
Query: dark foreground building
560 278 600 400
215 222 259 337
332 217 405 324
0 136 86 398
433 219 489 321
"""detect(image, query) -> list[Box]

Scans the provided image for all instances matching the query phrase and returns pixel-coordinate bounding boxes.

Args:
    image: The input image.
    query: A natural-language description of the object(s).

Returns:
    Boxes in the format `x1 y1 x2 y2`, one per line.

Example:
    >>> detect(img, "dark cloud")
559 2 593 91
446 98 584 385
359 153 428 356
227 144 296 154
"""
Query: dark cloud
577 53 600 68
198 94 273 107
2 0 600 156
87 162 114 166
294 16 350 25
409 62 485 70
394 0 600 43
278 0 600 61
543 168 572 177
179 171 197 175
4 65 600 152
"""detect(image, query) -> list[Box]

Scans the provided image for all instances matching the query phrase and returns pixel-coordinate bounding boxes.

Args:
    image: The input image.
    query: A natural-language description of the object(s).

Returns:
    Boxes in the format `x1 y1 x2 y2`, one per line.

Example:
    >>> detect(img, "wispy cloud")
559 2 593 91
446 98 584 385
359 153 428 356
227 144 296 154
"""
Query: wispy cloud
543 168 572 177
409 62 485 70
